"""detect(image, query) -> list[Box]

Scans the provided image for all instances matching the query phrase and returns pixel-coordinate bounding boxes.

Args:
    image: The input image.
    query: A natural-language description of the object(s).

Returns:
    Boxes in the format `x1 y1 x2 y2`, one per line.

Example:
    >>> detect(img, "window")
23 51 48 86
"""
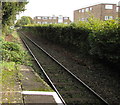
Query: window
44 22 48 24
53 22 57 24
105 16 108 20
79 10 81 12
53 17 57 19
109 16 113 19
58 15 63 19
42 17 48 20
37 17 41 19
64 17 68 20
86 8 89 12
82 9 84 13
90 7 92 11
37 22 42 24
105 5 113 9
58 17 63 23
116 7 119 12
44 17 48 20
104 16 113 20
64 22 68 24
49 17 52 19
42 22 48 24
81 18 84 21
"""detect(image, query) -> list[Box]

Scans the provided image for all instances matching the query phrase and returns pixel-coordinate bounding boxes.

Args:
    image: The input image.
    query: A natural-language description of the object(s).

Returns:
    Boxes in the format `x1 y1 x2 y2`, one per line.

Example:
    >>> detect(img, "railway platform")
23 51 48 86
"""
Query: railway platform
1 65 63 104
19 65 63 105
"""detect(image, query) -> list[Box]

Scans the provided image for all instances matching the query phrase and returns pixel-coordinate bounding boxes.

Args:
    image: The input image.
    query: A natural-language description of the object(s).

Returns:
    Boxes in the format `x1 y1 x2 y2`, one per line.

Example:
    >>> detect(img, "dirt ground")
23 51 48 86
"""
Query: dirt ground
5 34 16 42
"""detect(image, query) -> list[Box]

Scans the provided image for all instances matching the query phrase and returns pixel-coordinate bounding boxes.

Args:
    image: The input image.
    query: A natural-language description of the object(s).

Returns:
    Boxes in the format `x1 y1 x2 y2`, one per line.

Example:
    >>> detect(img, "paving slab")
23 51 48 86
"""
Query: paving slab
24 95 55 103
2 75 23 104
19 65 63 105
19 65 52 91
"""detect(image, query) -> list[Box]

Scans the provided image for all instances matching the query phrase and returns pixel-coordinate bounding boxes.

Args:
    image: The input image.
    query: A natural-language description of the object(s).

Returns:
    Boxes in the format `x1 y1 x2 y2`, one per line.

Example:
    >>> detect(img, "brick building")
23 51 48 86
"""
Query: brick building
74 3 120 22
118 1 120 18
34 15 71 24
0 2 2 36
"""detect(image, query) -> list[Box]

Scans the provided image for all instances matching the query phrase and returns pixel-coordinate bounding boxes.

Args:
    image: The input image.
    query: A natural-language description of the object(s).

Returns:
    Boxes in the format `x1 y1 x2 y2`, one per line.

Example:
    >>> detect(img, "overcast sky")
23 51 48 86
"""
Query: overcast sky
17 0 120 21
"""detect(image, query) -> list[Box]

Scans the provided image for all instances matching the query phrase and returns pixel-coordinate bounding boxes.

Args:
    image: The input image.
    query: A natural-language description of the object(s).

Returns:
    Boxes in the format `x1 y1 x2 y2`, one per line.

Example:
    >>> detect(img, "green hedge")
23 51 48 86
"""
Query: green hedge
88 19 120 64
23 23 91 54
22 19 120 65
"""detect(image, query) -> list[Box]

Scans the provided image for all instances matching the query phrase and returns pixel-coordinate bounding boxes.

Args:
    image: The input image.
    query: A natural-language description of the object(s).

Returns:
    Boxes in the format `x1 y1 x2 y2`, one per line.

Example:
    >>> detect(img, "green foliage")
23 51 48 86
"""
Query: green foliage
88 19 120 63
2 41 20 51
1 41 28 64
28 16 34 24
15 16 33 27
23 23 90 53
2 2 28 34
1 62 17 84
2 24 13 35
22 18 120 65
0 61 23 103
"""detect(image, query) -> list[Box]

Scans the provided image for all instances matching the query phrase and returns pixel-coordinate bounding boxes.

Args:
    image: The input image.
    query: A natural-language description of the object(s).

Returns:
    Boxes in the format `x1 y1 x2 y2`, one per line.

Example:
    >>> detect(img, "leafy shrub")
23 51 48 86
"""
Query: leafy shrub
2 41 20 51
22 23 90 53
1 41 28 64
21 19 120 65
88 20 120 64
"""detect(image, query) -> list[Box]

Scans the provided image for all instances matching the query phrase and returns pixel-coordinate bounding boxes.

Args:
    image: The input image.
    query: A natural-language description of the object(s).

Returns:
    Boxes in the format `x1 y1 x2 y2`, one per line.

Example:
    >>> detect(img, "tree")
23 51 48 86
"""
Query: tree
15 16 33 27
2 1 28 33
28 16 34 24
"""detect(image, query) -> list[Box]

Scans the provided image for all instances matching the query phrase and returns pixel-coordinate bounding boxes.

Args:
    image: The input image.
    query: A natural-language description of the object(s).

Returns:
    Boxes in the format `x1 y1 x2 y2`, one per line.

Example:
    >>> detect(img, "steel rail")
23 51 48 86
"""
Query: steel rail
20 36 66 105
21 32 109 105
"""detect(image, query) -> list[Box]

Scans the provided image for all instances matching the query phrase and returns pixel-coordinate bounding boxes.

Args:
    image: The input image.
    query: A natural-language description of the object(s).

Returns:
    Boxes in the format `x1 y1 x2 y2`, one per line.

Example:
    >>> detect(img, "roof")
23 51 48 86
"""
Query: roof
74 3 117 11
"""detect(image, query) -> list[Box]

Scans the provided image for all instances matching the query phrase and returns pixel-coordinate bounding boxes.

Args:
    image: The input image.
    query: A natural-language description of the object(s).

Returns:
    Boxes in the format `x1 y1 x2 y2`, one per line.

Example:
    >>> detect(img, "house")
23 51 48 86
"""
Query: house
34 15 71 24
74 3 120 22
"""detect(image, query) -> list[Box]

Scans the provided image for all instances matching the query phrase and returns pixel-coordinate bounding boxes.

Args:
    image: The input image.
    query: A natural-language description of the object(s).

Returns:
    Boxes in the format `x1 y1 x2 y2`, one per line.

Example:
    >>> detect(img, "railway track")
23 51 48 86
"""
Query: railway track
19 32 109 105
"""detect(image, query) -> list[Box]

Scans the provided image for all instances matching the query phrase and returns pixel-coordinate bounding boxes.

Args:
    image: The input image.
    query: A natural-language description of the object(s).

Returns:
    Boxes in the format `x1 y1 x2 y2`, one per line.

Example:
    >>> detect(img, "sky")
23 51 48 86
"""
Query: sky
17 0 120 21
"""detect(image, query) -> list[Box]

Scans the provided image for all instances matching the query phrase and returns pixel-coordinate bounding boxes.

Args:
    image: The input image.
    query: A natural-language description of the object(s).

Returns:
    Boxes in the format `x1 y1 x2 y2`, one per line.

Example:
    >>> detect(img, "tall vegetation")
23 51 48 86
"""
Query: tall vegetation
1 41 28 64
87 19 120 64
1 1 30 94
1 1 29 64
15 16 33 27
22 18 120 66
2 1 28 34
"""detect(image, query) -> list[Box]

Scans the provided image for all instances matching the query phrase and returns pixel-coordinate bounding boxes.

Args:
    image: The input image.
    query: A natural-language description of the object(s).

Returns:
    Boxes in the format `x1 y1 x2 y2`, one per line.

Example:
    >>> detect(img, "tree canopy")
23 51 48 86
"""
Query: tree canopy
2 1 28 33
15 16 33 27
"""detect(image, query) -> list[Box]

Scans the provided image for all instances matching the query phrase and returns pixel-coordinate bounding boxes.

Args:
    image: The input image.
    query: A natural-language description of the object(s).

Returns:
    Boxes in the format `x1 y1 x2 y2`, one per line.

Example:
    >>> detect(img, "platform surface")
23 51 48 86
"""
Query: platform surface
20 65 63 105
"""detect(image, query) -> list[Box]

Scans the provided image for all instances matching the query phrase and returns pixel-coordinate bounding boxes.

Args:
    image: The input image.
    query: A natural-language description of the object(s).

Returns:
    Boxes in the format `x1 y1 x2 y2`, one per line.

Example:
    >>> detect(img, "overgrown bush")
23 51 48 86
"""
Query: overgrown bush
21 18 120 65
22 23 90 53
2 25 14 35
88 19 120 64
1 41 28 64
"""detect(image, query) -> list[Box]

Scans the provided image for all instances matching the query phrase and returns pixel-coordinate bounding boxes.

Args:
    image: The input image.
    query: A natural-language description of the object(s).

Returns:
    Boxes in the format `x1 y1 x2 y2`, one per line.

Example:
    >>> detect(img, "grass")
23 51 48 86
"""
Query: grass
1 62 18 90
1 61 22 103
